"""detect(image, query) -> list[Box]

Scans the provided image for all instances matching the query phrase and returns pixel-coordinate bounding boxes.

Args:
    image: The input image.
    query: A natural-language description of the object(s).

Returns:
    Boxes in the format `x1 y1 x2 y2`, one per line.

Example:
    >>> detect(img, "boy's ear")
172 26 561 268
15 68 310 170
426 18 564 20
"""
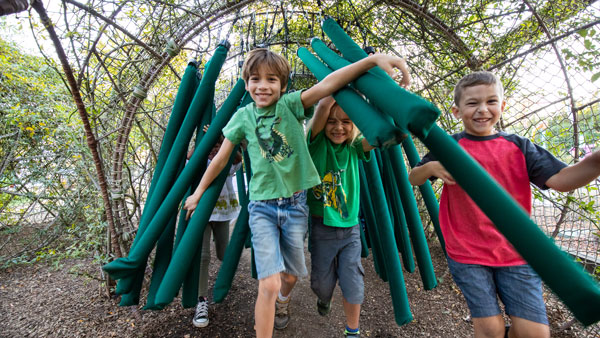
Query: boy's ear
451 105 461 118
501 99 506 112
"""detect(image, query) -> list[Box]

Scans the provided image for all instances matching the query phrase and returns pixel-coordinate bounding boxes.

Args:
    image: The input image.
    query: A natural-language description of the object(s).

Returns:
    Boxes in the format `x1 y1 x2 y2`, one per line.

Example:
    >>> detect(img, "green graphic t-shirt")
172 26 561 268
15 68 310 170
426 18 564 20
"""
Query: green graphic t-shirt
307 130 370 227
223 91 320 200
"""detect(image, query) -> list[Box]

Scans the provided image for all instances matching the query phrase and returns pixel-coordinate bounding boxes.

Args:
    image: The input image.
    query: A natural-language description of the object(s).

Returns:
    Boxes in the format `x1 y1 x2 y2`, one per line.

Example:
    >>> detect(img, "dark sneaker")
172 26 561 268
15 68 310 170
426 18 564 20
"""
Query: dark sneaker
344 328 360 337
317 299 331 316
192 297 209 328
274 297 290 330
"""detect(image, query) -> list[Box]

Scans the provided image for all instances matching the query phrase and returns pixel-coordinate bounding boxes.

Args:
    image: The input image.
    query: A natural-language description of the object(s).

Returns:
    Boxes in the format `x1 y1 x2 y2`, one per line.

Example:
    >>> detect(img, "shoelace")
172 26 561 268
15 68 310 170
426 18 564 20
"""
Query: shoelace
275 300 288 316
195 301 208 318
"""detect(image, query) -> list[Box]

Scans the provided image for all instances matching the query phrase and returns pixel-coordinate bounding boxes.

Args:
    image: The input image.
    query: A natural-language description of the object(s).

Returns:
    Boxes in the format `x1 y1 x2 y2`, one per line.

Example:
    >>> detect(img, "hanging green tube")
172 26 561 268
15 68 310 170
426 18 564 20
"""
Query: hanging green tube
309 38 439 138
296 48 404 149
401 136 445 254
379 150 414 273
153 147 239 308
362 155 412 325
420 125 600 326
213 166 251 303
103 77 244 290
179 100 216 308
387 146 437 290
359 162 387 281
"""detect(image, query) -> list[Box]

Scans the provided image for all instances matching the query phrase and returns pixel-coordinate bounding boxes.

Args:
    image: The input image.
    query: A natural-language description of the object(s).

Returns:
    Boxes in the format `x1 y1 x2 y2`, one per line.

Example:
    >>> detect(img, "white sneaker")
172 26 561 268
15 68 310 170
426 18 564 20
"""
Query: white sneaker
193 297 209 327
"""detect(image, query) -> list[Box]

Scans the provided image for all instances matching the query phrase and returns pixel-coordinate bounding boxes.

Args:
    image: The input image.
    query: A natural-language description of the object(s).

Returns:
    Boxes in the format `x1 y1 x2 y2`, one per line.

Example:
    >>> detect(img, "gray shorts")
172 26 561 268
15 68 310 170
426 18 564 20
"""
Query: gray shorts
309 217 364 304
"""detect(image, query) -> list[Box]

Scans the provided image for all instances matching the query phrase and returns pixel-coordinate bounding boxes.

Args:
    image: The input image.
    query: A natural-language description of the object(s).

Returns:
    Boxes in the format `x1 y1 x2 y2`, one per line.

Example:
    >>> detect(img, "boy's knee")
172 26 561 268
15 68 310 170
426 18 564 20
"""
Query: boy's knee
280 271 297 285
259 274 281 296
473 315 505 338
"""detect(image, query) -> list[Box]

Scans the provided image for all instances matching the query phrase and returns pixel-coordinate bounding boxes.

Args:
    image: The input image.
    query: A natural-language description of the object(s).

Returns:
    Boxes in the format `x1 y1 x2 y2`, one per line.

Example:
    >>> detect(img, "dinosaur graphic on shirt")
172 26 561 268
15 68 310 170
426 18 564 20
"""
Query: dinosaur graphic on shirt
255 113 293 162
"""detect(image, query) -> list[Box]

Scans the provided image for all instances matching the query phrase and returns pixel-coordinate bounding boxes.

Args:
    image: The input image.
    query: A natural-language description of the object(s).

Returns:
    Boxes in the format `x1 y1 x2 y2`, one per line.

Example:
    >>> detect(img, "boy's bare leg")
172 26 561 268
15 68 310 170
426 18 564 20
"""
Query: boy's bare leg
279 271 297 297
342 297 360 330
473 315 505 338
255 273 281 338
508 316 550 338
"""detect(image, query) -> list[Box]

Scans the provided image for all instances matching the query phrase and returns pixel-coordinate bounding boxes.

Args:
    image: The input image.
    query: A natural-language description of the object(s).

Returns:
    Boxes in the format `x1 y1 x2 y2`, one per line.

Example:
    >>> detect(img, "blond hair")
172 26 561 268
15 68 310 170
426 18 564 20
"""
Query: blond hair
330 103 361 145
241 48 290 90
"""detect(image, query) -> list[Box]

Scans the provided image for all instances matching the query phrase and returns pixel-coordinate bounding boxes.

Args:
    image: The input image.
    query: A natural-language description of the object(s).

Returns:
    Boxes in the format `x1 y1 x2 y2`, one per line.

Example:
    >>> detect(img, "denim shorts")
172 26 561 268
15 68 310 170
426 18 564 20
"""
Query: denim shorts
309 217 364 304
248 191 309 280
446 256 548 324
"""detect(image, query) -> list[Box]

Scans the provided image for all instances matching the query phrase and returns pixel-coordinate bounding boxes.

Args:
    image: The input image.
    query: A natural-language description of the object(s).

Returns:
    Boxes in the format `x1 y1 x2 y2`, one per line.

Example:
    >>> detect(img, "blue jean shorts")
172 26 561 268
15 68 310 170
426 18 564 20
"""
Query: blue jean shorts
446 256 548 324
309 217 364 304
248 191 309 280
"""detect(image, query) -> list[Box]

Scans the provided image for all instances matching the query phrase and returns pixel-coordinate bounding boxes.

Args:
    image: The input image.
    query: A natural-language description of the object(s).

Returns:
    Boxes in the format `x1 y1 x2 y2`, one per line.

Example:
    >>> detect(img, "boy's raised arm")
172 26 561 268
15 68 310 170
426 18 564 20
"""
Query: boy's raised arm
300 54 409 109
183 138 236 220
545 150 600 192
308 96 336 140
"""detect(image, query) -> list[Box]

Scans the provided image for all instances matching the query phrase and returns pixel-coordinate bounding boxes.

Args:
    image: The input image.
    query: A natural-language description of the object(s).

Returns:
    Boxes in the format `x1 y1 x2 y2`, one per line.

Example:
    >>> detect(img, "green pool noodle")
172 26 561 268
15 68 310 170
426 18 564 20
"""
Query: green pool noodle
309 37 439 138
152 147 239 308
359 220 369 258
359 162 387 281
212 166 250 303
107 45 229 300
420 125 600 326
145 61 201 207
145 153 190 309
362 153 413 325
402 136 445 254
117 63 202 306
179 100 216 306
387 146 437 290
379 149 415 273
321 17 392 82
296 48 405 149
103 77 244 289
144 213 178 309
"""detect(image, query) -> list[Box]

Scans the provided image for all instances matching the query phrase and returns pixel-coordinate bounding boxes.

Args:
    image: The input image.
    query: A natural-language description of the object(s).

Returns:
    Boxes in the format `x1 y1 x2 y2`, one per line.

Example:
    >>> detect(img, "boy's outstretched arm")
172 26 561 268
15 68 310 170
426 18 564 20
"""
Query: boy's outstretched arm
545 150 600 192
300 54 409 109
408 161 456 186
183 138 236 220
308 96 336 140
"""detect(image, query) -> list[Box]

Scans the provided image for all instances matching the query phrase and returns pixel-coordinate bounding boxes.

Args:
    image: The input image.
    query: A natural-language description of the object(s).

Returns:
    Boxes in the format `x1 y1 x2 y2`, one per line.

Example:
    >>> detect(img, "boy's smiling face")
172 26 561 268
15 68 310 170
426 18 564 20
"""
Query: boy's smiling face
245 65 286 108
452 83 506 137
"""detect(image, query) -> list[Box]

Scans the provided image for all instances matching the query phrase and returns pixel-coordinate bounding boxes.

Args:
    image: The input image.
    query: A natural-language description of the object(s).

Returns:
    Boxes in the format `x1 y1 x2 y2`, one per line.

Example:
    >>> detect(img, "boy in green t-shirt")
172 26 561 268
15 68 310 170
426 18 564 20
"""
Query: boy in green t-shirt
183 48 409 338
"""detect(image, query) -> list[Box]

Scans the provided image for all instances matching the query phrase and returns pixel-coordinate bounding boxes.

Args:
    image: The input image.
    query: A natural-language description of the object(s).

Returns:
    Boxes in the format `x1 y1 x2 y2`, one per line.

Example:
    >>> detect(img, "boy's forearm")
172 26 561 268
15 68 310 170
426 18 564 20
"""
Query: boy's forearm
408 165 431 186
546 151 600 192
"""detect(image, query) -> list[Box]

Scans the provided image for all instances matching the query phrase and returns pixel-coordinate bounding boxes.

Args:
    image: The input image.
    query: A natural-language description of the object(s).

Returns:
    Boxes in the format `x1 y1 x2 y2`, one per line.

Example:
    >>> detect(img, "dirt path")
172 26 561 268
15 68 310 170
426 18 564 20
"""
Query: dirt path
0 238 594 337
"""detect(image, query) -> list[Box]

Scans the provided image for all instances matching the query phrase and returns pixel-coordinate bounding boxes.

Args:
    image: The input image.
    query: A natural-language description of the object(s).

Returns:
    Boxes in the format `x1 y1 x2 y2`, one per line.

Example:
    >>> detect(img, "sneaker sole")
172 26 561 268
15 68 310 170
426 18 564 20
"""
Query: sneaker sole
192 319 209 328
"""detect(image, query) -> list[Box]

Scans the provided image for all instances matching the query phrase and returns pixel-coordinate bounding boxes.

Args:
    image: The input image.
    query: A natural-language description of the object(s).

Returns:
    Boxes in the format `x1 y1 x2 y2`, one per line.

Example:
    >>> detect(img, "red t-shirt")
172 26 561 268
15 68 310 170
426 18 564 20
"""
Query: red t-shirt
418 132 566 266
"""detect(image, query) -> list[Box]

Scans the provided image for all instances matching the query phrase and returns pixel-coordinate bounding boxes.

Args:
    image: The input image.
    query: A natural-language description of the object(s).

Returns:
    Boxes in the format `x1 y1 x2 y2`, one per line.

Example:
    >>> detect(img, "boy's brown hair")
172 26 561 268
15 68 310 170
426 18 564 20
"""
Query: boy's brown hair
241 48 290 90
453 71 503 106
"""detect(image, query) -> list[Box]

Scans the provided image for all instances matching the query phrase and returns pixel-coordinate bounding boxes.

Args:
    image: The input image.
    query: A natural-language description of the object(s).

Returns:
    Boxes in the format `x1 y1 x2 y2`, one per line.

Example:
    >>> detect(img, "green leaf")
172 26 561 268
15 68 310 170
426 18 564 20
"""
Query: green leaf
577 29 588 38
591 72 600 83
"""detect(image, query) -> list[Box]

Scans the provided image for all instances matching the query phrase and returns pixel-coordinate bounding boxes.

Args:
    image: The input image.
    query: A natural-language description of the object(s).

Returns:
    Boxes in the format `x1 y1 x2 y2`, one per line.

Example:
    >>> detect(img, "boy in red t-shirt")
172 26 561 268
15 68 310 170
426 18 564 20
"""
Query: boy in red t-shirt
409 71 600 338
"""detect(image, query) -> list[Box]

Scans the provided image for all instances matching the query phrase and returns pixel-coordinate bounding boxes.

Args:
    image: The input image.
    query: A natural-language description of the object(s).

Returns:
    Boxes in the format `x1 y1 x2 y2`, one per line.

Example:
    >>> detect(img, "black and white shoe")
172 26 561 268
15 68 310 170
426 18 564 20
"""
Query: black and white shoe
193 297 209 328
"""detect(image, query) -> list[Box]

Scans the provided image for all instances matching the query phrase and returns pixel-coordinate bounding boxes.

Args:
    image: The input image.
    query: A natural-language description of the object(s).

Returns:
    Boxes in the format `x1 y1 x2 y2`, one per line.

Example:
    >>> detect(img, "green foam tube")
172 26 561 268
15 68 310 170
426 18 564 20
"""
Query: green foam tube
309 38 439 138
296 48 405 148
402 136 445 254
387 146 437 290
103 78 245 286
359 162 387 281
152 147 239 308
363 155 413 325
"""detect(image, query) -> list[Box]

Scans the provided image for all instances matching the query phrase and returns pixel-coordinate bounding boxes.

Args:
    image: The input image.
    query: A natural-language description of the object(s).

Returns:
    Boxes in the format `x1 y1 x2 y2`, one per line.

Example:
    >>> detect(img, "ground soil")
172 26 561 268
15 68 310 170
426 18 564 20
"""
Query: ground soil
0 238 597 337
